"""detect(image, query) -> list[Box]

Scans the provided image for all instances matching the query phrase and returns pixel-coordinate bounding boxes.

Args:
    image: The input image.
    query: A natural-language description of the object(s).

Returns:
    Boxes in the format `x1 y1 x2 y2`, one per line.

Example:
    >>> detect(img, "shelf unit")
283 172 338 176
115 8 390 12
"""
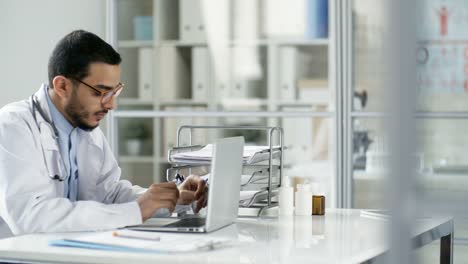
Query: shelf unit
106 0 336 206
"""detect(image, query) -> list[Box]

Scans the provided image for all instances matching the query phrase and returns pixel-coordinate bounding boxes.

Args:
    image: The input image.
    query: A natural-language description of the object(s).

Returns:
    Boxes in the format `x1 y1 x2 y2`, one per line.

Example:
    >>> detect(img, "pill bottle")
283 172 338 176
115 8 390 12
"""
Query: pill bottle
312 183 325 215
295 183 312 216
279 177 294 215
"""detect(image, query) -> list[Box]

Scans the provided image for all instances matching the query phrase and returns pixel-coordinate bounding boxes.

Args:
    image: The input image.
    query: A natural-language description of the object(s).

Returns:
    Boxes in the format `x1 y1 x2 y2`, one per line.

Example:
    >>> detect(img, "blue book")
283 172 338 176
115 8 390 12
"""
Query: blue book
307 0 329 39
133 16 153 40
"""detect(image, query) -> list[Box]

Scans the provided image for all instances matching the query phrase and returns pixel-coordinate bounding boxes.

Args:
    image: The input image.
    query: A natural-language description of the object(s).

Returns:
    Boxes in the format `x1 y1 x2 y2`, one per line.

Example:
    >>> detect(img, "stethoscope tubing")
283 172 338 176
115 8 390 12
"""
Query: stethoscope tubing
30 95 66 182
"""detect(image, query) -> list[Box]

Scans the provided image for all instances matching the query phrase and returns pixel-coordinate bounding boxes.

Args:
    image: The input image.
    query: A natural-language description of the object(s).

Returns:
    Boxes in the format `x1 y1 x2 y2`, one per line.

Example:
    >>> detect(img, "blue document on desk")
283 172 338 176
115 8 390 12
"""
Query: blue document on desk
49 230 232 254
50 239 158 253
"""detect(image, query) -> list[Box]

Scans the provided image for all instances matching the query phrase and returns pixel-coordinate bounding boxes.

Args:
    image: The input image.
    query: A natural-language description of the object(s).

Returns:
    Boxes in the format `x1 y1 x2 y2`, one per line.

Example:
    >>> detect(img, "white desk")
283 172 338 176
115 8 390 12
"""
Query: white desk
0 209 453 264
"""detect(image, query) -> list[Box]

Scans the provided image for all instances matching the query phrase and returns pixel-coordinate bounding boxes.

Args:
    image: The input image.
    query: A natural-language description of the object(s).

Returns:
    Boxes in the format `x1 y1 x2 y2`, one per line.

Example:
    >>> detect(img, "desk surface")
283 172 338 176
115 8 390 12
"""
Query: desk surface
0 209 453 264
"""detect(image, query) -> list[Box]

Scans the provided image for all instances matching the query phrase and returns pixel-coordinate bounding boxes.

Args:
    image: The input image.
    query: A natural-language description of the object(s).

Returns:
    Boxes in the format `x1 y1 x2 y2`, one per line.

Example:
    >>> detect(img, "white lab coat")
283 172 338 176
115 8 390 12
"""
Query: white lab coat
0 86 144 235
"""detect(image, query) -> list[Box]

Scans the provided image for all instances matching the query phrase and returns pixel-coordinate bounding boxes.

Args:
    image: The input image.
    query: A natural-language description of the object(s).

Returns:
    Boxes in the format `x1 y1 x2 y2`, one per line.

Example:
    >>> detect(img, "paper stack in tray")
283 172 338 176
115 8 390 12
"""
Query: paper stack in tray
171 144 281 165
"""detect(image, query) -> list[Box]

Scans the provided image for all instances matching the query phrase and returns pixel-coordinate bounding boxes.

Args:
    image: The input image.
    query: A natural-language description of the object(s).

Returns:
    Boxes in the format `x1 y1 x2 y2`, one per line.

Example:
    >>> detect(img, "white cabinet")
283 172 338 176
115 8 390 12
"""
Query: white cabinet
107 0 335 196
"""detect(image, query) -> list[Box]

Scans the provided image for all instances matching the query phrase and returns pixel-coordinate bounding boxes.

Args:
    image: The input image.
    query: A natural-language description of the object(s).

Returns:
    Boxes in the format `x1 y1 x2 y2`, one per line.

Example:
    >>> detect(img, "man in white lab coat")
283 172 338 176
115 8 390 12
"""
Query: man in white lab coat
0 30 206 235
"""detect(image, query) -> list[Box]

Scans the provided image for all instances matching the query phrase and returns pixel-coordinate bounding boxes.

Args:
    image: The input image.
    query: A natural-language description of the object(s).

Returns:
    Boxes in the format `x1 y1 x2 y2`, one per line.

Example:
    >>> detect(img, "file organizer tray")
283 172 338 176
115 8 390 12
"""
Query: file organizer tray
166 125 284 217
166 165 280 189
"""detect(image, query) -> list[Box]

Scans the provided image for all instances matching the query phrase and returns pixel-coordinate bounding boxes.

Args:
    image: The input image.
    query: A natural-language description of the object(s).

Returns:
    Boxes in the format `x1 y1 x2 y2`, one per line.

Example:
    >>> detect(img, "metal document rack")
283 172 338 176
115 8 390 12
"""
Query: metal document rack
166 125 284 216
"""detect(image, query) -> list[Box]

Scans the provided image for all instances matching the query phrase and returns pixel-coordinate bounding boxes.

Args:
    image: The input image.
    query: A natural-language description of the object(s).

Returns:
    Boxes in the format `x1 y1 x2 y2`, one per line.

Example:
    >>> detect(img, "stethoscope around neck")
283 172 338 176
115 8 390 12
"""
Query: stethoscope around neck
30 95 66 182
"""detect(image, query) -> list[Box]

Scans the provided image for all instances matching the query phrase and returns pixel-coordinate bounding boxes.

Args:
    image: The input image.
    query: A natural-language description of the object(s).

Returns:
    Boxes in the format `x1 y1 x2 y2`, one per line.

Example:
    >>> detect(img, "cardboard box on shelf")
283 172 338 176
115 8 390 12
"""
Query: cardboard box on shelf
297 79 330 105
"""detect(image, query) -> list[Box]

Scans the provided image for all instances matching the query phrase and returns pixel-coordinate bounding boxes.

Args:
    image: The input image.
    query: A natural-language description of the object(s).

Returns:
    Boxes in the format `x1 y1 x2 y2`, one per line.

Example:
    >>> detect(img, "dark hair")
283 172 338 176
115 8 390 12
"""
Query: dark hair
48 30 121 88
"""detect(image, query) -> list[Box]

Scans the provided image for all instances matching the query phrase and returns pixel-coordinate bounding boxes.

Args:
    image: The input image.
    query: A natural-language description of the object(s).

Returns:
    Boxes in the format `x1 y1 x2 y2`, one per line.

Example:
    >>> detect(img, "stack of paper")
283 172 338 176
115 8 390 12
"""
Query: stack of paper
201 173 268 186
170 145 281 165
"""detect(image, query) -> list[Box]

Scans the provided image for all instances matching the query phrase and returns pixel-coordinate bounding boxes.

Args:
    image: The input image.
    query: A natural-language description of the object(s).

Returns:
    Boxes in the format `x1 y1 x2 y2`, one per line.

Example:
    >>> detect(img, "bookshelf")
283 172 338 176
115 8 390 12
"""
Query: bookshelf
106 0 335 200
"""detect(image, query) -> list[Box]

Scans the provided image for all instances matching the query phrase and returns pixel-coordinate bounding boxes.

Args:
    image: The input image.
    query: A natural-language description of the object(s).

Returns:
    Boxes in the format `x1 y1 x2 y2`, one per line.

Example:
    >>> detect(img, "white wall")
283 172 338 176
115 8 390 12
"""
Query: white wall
0 0 106 108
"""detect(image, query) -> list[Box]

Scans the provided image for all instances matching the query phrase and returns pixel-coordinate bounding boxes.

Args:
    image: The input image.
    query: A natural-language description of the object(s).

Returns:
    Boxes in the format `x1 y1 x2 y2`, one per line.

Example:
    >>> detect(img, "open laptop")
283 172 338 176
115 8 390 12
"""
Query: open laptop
127 136 244 233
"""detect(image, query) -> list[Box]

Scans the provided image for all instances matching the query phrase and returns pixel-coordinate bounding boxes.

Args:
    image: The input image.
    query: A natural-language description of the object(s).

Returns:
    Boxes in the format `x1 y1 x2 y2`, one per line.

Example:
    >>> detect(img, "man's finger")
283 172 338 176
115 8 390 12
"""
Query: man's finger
157 182 178 189
195 199 203 213
156 191 179 202
194 180 206 199
178 190 195 205
195 193 208 213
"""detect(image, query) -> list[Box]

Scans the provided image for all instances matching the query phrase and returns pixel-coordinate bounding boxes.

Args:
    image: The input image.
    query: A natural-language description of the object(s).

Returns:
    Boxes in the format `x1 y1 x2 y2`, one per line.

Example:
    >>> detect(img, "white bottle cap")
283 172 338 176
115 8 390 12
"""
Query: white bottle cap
297 183 311 192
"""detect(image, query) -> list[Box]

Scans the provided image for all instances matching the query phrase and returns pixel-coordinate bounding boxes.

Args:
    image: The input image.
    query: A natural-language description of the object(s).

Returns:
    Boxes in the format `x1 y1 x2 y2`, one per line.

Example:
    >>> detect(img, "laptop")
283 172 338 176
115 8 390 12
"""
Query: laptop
127 136 244 233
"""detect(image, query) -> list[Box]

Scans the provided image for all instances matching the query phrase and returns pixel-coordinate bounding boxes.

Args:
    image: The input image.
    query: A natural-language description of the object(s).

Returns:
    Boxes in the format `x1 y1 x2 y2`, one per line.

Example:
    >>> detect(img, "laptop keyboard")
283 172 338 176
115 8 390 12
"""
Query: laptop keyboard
164 217 206 228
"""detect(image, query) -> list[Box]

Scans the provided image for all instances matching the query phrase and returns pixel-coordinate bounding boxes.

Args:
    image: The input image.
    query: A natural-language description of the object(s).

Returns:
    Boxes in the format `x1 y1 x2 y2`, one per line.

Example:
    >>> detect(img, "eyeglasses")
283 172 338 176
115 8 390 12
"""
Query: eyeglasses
72 78 124 104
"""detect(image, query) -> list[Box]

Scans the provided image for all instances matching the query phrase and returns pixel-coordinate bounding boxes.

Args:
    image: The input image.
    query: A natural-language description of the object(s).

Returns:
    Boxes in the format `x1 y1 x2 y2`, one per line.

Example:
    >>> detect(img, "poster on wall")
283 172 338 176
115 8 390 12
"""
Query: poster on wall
416 0 468 94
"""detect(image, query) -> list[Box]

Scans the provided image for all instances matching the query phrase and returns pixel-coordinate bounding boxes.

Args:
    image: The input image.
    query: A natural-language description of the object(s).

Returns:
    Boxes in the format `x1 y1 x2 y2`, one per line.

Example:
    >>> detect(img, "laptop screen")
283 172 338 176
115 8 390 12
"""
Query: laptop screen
204 137 244 232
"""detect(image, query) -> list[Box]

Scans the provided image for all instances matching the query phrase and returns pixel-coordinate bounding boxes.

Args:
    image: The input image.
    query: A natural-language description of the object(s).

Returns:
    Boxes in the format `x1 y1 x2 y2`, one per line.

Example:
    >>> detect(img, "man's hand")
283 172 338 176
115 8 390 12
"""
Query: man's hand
137 182 179 222
177 175 208 213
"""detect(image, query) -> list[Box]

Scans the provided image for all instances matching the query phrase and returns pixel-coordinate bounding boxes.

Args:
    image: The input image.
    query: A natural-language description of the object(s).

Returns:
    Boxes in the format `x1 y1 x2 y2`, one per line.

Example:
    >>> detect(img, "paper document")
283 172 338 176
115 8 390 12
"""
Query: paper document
201 173 268 185
171 145 281 165
49 230 233 254
239 190 275 207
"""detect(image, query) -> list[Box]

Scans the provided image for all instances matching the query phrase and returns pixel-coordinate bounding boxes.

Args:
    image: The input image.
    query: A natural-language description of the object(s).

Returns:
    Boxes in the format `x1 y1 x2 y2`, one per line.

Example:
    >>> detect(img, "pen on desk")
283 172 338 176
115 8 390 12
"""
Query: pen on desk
112 231 161 241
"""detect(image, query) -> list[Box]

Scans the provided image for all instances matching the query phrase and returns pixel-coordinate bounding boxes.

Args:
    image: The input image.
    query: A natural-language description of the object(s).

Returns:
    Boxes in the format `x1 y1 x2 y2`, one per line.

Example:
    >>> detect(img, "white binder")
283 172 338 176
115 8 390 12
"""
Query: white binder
214 77 231 102
282 107 313 162
279 47 297 101
231 80 249 98
180 0 206 42
191 47 211 101
262 0 307 38
158 46 190 100
138 48 154 102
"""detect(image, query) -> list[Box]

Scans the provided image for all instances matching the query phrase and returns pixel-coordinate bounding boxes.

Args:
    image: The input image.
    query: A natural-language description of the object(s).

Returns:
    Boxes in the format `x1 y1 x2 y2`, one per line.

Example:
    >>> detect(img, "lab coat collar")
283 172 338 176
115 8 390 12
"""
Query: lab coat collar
44 85 74 136
33 84 54 125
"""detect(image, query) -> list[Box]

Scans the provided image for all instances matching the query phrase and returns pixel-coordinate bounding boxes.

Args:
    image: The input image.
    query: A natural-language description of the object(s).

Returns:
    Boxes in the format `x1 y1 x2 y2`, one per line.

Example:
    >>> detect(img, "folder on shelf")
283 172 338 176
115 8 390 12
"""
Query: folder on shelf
282 107 314 162
231 79 249 98
179 0 206 42
138 47 154 101
262 0 307 38
279 47 297 101
170 144 282 165
213 75 231 101
158 46 190 100
192 47 211 100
